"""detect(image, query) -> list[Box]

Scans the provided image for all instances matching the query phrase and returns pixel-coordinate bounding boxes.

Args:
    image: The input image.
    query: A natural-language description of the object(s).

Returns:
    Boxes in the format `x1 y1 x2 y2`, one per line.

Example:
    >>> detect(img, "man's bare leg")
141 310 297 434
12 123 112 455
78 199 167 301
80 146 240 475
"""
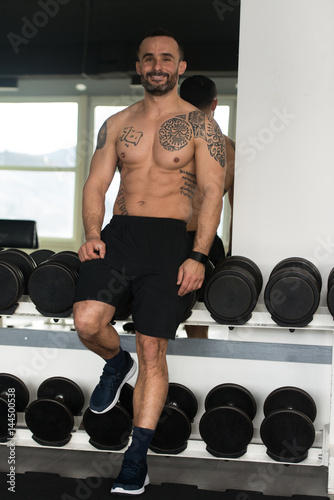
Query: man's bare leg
73 300 121 358
111 333 169 493
133 333 169 429
73 300 137 415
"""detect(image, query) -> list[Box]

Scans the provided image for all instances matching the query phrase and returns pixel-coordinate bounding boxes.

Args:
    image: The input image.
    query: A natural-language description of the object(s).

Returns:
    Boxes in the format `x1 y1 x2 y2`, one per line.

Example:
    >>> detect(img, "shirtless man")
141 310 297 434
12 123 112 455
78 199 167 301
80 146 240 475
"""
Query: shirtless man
73 29 226 495
180 75 235 339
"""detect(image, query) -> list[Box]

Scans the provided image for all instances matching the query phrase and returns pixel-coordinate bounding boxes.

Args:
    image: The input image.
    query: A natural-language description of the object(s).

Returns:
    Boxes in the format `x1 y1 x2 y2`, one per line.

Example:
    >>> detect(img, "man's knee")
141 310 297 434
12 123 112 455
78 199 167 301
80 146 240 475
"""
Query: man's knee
136 334 168 365
73 301 114 340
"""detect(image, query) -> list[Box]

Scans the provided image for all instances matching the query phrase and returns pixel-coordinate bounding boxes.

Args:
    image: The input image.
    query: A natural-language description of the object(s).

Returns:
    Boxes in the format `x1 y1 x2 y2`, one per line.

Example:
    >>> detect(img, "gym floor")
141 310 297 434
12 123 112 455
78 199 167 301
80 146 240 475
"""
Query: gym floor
0 445 332 498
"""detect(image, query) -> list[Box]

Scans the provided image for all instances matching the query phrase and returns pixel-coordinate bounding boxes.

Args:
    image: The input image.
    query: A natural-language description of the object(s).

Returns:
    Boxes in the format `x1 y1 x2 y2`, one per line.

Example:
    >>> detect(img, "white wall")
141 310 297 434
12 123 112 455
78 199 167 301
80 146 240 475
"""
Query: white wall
233 0 334 305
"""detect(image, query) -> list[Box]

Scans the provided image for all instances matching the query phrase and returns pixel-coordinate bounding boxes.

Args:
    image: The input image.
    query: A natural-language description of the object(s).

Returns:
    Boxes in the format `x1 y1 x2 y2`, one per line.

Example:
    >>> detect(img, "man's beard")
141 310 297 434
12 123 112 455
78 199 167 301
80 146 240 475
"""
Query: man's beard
141 71 179 96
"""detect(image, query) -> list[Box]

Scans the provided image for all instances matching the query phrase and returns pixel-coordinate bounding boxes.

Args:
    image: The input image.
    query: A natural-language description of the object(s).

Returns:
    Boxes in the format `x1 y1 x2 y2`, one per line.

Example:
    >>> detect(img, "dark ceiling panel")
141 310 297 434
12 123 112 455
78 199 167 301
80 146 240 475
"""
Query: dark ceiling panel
0 0 240 77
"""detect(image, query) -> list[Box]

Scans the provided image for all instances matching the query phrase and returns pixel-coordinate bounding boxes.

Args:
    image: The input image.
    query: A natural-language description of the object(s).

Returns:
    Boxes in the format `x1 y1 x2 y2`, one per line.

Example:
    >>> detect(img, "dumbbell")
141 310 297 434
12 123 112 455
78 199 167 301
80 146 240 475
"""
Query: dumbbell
0 248 37 294
260 386 317 463
326 267 334 318
83 383 134 450
47 251 81 273
30 249 55 266
0 249 37 312
0 373 30 441
149 383 198 454
204 256 263 325
0 261 24 313
199 383 257 458
28 251 81 317
264 257 322 327
25 376 84 446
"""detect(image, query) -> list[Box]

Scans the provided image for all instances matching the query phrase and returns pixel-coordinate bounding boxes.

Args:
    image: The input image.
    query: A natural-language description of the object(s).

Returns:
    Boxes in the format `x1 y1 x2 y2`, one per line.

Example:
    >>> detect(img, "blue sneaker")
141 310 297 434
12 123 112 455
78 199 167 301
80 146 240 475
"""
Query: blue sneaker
90 351 136 414
111 453 149 495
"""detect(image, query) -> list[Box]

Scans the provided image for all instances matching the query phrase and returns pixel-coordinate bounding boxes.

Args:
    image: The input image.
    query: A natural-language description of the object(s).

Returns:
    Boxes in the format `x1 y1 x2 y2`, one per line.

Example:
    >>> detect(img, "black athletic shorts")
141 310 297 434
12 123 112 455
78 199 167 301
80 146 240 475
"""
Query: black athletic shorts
74 215 193 340
187 232 225 266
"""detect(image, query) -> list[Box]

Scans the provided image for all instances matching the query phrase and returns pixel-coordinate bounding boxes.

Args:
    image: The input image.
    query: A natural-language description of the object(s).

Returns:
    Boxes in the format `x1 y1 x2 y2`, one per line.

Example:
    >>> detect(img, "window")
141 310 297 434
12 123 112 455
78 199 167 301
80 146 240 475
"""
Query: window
214 105 230 136
0 100 80 246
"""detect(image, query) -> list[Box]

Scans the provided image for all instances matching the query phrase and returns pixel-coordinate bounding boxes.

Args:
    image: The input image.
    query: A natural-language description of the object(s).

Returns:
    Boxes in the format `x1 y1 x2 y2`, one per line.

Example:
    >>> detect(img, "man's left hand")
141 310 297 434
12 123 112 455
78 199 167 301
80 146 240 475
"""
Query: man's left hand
177 259 205 296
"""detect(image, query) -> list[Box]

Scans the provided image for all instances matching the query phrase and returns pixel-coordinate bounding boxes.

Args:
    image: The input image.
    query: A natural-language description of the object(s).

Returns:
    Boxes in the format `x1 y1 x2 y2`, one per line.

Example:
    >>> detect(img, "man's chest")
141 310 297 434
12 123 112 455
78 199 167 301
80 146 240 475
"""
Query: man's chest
116 117 195 168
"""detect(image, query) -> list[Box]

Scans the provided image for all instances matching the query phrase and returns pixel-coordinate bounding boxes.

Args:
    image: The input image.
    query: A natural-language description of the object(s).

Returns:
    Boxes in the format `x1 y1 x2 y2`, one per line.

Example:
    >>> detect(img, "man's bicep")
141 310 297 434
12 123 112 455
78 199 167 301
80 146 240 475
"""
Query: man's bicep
194 120 226 193
87 144 118 194
205 117 227 169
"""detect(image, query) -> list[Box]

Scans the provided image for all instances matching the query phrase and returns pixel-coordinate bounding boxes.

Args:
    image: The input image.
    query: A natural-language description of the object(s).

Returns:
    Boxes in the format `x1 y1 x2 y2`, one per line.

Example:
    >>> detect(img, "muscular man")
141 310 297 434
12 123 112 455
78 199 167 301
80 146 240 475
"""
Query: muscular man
180 75 235 339
73 29 226 495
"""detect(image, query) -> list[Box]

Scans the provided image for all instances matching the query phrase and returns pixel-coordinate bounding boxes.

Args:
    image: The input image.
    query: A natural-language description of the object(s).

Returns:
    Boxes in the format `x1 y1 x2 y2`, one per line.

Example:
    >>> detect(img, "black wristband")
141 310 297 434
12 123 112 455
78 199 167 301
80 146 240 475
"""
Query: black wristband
189 251 209 265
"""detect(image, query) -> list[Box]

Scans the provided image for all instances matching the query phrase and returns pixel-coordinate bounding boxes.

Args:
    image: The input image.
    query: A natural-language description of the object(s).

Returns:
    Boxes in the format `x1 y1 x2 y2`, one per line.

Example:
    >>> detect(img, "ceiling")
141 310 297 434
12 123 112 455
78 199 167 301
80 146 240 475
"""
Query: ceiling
0 0 240 79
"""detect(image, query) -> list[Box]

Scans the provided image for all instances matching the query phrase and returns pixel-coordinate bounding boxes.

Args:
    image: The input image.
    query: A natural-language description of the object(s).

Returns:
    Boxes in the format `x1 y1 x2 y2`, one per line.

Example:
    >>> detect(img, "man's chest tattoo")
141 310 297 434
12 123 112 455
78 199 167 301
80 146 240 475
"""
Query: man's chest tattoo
120 127 143 147
159 117 192 151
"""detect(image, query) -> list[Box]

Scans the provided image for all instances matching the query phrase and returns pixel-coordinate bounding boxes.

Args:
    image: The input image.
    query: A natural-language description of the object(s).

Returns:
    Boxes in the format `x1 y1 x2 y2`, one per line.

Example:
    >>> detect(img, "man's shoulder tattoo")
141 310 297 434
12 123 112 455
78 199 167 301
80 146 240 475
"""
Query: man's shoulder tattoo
188 110 207 140
207 118 226 168
96 120 107 149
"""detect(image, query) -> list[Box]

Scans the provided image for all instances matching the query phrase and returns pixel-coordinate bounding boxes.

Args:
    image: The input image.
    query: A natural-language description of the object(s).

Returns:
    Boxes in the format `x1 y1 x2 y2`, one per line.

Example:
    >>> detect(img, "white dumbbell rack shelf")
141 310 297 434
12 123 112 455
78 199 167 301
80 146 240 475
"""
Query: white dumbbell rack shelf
1 297 334 492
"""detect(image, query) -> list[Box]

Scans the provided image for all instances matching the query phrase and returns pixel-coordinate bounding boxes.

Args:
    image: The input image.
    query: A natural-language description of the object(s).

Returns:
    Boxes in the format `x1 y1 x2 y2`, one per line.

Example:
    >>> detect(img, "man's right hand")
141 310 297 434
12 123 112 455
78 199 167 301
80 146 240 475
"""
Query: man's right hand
78 238 106 262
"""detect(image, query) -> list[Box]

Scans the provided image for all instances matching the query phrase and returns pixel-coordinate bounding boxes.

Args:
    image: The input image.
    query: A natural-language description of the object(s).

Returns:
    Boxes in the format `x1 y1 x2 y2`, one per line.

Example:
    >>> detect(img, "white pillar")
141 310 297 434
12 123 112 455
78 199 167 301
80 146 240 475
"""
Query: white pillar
233 0 334 305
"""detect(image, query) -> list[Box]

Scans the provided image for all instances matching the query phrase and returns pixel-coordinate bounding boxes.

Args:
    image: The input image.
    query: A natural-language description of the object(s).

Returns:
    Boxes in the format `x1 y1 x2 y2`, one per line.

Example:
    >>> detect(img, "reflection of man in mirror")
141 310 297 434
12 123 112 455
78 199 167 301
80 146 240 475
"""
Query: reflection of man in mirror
73 30 226 495
180 75 235 339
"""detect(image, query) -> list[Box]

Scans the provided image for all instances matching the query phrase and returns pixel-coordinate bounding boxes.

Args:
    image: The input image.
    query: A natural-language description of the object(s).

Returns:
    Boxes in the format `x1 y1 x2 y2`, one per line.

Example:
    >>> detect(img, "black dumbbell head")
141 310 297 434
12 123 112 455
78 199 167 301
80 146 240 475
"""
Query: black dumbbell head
83 405 132 450
0 373 29 411
25 399 74 446
37 377 84 415
205 383 257 420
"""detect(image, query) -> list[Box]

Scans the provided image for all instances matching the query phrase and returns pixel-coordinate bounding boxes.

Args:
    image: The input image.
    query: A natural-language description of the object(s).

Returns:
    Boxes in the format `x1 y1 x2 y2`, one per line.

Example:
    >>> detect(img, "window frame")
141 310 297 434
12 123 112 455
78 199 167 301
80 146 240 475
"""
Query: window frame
0 95 88 253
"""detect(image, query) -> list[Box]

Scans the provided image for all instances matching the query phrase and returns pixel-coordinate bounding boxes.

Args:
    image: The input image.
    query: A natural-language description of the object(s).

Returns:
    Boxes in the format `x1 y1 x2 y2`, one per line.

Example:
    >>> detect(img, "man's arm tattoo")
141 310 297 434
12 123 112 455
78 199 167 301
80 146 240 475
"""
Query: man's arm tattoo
206 120 226 168
96 121 107 150
159 117 192 151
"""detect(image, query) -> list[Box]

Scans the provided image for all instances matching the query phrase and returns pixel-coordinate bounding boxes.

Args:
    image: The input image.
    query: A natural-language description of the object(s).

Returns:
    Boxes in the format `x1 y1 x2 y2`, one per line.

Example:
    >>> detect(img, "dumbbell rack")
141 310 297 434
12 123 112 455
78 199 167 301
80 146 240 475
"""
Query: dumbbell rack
1 297 334 493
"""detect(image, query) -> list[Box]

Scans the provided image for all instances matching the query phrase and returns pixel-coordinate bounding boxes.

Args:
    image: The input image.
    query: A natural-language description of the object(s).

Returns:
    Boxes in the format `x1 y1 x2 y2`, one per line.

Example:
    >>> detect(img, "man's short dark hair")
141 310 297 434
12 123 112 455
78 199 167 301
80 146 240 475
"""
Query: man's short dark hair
180 75 217 109
137 28 184 61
